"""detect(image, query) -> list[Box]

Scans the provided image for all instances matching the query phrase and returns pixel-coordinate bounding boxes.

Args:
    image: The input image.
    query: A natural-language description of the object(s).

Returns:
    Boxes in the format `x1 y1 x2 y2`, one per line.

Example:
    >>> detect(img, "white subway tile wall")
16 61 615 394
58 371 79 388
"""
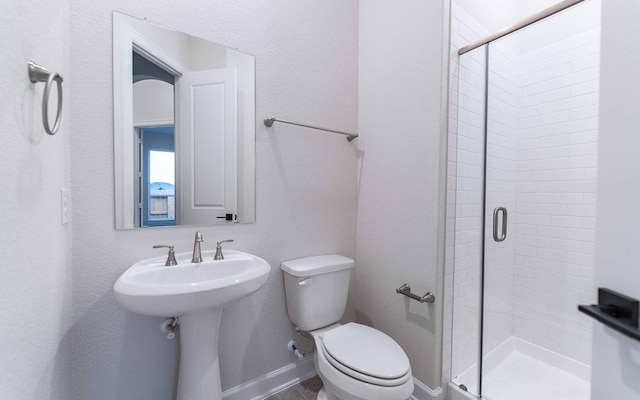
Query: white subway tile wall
445 1 599 382
513 28 599 365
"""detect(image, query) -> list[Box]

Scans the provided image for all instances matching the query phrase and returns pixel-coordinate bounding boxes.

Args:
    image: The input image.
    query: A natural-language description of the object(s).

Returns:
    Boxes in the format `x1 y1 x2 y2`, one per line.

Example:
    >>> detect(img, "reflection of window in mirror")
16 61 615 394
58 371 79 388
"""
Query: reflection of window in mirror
132 50 177 227
139 134 175 227
148 149 175 226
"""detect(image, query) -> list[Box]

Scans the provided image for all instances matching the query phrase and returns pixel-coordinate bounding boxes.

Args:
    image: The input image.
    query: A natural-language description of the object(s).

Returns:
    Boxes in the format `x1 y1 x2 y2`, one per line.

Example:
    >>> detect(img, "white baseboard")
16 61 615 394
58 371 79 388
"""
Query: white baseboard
410 377 444 400
222 357 316 400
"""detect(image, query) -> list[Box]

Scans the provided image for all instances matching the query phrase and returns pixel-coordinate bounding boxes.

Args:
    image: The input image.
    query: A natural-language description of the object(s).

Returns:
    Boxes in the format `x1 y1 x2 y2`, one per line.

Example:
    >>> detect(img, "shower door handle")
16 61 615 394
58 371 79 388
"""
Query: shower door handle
493 207 507 242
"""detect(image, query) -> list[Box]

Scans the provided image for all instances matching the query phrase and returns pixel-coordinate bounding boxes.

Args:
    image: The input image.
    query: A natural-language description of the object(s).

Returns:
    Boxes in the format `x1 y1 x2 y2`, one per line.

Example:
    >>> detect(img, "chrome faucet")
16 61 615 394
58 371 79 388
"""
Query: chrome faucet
153 245 178 266
214 239 234 260
191 231 203 263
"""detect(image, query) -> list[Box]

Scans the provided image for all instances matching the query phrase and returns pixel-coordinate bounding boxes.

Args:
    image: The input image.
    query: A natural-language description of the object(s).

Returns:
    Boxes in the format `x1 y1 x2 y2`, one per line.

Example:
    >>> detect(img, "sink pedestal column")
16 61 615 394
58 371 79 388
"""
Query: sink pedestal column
177 308 224 400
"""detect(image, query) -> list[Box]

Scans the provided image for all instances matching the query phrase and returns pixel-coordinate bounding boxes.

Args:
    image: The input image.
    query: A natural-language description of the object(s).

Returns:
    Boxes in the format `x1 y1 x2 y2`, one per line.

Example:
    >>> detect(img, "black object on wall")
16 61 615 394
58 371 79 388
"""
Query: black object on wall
579 288 640 341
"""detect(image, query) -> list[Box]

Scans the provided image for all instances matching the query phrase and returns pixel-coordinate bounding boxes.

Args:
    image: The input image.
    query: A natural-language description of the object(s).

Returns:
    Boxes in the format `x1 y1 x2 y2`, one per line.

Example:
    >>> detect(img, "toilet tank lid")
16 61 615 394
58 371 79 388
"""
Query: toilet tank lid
281 255 354 277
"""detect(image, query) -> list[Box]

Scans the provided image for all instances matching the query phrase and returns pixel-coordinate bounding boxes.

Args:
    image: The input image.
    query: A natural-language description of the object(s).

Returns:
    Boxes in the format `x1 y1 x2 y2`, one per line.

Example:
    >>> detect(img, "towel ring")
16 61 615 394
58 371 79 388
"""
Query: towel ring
28 62 64 135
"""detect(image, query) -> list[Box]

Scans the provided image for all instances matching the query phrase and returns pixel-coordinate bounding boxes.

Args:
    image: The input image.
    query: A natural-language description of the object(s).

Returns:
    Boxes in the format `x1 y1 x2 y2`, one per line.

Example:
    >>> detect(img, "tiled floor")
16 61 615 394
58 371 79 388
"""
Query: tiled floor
265 375 323 400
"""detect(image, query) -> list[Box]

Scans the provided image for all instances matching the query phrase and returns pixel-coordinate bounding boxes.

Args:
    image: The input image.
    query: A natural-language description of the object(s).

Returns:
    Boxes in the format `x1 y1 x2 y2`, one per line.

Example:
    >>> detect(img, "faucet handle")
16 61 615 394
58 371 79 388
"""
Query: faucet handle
214 240 234 260
153 245 178 266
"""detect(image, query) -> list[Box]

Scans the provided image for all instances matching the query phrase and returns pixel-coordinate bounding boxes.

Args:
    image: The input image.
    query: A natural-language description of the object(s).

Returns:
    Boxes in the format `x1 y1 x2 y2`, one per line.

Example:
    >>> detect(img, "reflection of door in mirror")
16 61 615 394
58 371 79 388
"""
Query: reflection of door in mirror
181 68 237 225
132 49 238 227
133 52 177 227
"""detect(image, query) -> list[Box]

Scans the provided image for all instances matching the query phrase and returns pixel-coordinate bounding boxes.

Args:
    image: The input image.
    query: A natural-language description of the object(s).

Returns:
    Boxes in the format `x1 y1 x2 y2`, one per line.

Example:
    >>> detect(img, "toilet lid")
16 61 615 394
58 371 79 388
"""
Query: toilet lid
321 323 410 380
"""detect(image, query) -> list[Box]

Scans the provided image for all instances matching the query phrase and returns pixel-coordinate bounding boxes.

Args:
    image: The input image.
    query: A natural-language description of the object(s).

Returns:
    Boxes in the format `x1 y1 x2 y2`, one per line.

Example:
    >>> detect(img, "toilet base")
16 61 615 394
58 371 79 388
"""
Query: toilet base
317 387 339 400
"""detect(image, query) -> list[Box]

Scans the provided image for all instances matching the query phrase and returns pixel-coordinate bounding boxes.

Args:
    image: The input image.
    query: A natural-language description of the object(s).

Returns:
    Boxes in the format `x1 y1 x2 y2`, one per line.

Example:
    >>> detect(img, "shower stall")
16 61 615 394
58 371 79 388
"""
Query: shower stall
445 1 600 399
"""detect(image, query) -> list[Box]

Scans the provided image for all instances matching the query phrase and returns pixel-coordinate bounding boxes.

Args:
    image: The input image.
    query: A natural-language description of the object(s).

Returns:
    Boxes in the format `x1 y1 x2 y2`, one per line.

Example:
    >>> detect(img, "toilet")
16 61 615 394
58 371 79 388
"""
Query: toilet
281 255 414 400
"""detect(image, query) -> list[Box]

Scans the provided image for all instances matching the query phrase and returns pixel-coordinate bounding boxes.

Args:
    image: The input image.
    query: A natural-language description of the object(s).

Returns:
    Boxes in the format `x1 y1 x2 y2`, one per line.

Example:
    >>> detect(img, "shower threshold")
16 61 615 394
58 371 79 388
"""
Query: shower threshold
451 337 590 400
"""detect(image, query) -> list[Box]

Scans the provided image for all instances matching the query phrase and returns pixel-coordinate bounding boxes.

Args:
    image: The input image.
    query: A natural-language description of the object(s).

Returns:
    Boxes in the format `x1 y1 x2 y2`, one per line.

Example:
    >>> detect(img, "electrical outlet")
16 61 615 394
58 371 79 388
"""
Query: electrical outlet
61 189 70 225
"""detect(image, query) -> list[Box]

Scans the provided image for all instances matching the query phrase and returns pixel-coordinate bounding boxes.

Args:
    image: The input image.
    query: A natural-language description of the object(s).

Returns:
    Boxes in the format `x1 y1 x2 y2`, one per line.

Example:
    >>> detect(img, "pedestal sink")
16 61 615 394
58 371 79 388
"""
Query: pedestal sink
114 249 271 400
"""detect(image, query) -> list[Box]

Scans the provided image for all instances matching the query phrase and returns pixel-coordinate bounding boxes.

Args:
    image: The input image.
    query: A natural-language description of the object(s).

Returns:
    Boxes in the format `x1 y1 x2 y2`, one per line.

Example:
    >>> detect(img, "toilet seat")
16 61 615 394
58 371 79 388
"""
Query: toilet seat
320 323 411 387
311 324 414 400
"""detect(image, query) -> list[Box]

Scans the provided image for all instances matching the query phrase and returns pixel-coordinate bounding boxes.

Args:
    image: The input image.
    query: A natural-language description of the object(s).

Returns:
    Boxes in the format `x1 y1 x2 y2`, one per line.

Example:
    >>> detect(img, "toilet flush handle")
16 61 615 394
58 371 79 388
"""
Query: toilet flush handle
298 278 313 286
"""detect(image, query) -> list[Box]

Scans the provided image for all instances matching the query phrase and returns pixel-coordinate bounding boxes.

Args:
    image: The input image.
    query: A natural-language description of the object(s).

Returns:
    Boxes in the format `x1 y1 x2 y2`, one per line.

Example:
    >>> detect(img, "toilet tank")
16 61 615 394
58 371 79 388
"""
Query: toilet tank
281 255 354 331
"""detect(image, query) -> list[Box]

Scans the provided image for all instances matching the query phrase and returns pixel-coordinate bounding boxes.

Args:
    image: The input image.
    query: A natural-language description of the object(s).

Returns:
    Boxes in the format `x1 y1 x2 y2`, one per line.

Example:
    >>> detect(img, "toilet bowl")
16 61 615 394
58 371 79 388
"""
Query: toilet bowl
281 255 414 400
311 323 413 400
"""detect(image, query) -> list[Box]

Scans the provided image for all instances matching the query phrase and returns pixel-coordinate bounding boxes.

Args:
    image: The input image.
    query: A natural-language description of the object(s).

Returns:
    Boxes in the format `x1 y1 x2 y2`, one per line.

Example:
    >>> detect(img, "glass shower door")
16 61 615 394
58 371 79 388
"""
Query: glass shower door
449 44 487 397
480 1 599 398
480 40 519 398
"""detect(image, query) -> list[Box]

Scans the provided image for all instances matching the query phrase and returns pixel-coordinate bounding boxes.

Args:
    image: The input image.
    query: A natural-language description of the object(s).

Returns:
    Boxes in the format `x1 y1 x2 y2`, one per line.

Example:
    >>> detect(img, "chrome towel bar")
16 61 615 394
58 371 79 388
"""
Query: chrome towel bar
264 116 358 142
28 61 64 135
396 284 435 304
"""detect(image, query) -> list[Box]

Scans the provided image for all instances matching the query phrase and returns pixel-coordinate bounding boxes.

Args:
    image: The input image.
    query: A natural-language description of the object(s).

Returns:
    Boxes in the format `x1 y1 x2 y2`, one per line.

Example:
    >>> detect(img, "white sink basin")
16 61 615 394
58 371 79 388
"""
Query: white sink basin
114 250 270 317
113 249 271 400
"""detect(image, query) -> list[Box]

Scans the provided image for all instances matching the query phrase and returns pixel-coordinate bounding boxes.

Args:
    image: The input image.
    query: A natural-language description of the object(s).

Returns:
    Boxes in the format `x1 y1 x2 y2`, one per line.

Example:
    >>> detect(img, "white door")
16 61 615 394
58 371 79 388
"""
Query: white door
592 1 640 398
180 68 237 225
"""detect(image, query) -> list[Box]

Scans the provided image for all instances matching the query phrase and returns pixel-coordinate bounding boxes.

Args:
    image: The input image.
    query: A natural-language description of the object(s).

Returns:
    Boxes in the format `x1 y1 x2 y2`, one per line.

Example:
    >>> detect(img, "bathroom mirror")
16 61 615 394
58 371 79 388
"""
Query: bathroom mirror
113 11 255 229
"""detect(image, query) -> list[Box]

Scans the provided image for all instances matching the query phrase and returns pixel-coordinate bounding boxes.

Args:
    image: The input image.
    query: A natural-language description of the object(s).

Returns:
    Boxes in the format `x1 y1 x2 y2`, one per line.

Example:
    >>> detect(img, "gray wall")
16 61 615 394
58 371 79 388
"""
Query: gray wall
69 1 358 399
0 0 72 398
356 0 449 391
592 0 640 398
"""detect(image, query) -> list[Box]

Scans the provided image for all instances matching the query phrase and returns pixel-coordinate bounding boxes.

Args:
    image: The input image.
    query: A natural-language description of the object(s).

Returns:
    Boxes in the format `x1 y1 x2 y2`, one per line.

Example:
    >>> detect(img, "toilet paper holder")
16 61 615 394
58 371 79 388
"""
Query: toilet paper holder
396 284 435 304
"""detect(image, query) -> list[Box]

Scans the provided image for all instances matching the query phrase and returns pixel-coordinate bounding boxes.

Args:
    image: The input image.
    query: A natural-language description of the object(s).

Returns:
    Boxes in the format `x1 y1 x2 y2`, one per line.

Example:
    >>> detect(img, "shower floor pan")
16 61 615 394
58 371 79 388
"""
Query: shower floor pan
451 337 590 400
